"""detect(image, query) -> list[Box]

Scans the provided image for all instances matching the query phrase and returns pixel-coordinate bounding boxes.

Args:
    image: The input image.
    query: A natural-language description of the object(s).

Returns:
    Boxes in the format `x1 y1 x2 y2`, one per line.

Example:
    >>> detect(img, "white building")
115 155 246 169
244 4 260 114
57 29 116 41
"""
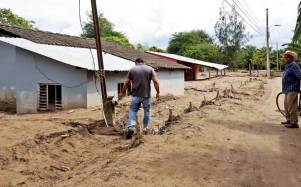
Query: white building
147 51 228 81
0 24 188 114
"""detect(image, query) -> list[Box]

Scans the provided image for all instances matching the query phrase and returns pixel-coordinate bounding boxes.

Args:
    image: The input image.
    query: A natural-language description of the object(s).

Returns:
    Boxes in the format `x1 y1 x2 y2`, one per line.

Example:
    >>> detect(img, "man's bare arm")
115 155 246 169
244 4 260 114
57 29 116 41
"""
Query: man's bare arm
119 79 130 99
152 72 160 101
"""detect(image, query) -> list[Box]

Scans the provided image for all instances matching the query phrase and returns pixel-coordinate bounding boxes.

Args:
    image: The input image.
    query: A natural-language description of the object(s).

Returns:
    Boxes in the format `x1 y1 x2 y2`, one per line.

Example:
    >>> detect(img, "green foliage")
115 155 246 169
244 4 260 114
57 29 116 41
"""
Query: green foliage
148 46 165 53
81 13 133 48
103 36 133 48
167 30 213 55
214 5 248 67
237 45 257 68
135 43 149 52
182 43 221 63
252 47 266 69
166 30 222 63
135 44 165 53
0 8 34 29
292 1 301 44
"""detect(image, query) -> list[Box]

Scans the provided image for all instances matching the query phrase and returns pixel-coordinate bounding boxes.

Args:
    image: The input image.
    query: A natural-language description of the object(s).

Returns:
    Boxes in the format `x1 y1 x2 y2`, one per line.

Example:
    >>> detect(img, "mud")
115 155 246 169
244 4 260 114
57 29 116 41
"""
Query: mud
0 72 300 187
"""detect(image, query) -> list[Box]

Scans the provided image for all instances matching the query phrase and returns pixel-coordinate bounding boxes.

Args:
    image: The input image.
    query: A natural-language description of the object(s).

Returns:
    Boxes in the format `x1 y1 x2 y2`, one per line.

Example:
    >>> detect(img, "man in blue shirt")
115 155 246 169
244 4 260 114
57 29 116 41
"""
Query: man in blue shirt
281 51 301 128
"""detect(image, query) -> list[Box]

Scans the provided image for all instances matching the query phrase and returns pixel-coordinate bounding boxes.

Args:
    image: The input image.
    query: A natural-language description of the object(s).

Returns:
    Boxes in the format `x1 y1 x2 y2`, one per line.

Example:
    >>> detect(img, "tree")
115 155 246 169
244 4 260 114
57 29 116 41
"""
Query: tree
238 45 257 68
167 30 213 55
252 47 267 69
214 5 248 68
0 8 34 29
81 13 133 48
292 1 301 44
182 43 222 63
135 43 149 52
148 46 165 53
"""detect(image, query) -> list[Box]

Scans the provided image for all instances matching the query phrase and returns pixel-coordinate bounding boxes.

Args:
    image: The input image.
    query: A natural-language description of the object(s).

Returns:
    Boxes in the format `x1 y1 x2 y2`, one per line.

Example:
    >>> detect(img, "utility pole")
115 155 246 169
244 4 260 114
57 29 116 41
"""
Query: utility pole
266 8 271 78
91 0 115 126
276 42 279 71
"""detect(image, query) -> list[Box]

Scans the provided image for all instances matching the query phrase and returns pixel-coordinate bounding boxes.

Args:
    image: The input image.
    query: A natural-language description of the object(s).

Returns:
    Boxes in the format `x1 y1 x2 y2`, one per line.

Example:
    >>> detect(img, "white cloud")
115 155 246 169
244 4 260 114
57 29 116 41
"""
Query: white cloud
0 0 299 49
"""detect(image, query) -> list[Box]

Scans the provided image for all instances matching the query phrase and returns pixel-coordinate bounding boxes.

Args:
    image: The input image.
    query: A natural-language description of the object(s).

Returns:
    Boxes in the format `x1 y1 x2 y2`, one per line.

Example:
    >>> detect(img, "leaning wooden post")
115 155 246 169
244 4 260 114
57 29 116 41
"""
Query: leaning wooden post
91 0 115 126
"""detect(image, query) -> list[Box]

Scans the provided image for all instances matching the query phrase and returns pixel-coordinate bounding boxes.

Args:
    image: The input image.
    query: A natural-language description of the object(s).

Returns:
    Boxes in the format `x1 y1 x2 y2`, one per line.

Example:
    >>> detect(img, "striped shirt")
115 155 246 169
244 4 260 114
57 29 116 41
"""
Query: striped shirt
282 61 301 93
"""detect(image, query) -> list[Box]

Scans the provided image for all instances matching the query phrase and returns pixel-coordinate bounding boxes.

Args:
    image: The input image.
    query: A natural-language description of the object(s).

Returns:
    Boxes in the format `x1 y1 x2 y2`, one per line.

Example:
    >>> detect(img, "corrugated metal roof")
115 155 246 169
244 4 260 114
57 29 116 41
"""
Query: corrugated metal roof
147 51 228 70
0 37 135 71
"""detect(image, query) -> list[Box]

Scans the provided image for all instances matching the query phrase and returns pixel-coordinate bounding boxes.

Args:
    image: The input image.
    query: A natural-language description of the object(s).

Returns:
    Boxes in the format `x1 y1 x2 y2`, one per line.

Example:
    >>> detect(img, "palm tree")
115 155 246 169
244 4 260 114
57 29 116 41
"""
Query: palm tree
292 1 301 44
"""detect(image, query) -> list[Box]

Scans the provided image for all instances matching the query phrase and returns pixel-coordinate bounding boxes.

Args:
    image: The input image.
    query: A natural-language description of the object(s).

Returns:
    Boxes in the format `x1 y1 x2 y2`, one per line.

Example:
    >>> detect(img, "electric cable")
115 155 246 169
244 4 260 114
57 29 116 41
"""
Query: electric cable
78 0 101 95
33 55 89 88
233 0 263 32
224 0 263 35
79 0 109 127
241 0 262 23
230 0 263 34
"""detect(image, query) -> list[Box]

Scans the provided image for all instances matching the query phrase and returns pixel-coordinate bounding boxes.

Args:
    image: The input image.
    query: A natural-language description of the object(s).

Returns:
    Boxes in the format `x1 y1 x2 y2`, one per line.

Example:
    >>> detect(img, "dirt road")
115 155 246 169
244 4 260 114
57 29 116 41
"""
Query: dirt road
1 74 301 187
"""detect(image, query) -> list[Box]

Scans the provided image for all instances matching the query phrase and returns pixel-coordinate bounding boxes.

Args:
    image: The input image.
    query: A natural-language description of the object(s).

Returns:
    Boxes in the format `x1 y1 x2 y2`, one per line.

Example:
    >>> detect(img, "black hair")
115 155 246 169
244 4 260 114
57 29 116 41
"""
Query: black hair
135 58 144 63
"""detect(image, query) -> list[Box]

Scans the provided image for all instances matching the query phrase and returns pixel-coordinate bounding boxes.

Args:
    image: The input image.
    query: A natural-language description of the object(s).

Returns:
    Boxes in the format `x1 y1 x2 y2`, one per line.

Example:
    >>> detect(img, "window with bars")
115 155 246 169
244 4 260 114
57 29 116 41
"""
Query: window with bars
38 84 62 111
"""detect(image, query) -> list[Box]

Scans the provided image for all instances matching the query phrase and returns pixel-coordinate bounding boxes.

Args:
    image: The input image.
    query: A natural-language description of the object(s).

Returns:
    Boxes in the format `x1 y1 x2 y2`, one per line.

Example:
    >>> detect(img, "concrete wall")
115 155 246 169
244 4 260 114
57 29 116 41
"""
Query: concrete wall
155 70 185 96
0 42 16 112
0 41 185 113
86 71 128 108
86 70 185 107
15 48 88 113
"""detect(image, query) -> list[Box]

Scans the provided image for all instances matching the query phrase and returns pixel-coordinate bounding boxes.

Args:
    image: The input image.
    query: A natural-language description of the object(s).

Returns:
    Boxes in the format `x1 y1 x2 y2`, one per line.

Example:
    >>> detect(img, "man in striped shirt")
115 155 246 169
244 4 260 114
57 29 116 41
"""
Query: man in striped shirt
281 51 301 128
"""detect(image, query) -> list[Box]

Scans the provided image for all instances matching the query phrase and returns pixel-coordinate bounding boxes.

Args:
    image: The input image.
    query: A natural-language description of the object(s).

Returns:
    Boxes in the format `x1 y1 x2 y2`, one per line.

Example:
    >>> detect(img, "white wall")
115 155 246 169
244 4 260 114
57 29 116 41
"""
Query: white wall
86 70 184 107
15 48 88 113
0 42 16 111
155 70 185 96
86 71 128 108
0 41 185 113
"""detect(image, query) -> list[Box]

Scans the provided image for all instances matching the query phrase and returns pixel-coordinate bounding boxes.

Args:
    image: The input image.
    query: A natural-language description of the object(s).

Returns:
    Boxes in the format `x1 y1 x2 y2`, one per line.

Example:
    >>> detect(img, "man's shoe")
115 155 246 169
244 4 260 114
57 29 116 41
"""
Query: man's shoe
126 130 134 139
142 127 151 135
281 121 290 125
285 124 299 128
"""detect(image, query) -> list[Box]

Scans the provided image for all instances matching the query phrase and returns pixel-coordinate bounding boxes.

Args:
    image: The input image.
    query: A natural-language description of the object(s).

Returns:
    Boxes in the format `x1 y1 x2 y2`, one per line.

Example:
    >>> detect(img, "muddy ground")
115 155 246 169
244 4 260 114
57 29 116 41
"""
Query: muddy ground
0 72 301 187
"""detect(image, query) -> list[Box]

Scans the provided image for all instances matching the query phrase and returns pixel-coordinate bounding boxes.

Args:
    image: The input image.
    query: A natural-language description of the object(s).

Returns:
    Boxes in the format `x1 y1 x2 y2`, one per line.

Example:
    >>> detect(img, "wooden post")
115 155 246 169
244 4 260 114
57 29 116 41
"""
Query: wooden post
91 0 115 127
208 68 211 79
249 63 252 76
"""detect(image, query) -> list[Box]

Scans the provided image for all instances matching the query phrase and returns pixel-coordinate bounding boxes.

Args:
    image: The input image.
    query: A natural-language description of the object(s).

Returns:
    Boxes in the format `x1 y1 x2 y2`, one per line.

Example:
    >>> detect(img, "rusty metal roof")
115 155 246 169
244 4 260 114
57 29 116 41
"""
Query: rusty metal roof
147 51 229 70
0 24 189 70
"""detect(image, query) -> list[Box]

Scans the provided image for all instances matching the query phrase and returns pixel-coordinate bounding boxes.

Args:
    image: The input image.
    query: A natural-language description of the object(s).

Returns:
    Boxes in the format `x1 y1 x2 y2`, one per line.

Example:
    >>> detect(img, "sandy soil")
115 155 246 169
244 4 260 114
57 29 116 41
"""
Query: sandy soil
1 72 301 187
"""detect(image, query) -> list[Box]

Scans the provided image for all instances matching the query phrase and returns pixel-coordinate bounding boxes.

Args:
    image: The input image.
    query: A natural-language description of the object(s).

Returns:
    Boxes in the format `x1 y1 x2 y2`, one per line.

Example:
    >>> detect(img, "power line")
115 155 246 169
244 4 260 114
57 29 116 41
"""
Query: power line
240 0 262 23
233 0 263 31
230 0 264 34
224 0 263 35
78 0 101 95
224 0 261 34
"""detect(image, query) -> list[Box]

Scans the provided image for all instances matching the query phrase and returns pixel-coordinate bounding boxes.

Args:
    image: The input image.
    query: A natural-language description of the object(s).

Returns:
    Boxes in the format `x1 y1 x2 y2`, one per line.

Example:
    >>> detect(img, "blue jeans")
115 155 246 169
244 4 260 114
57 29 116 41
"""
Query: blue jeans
128 96 151 130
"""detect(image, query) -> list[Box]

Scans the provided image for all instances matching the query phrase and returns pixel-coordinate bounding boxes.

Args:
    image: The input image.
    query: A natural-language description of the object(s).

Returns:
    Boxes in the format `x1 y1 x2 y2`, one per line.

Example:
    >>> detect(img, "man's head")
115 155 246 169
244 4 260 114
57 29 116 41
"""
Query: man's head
135 58 144 65
283 50 298 63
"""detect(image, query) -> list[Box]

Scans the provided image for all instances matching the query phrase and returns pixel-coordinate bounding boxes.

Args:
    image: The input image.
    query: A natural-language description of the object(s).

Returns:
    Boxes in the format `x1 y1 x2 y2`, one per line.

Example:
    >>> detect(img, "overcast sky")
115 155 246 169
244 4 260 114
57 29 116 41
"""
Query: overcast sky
0 0 299 49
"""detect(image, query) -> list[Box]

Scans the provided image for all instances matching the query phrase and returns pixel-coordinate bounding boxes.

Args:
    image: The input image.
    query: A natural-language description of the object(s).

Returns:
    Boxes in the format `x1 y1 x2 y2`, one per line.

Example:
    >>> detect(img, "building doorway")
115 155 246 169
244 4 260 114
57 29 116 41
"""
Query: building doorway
39 84 62 111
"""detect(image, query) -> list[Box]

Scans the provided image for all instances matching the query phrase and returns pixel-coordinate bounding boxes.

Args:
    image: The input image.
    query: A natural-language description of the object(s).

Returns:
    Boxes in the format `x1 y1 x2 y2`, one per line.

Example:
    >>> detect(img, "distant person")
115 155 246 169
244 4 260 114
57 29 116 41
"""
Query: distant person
119 58 160 139
281 51 301 128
